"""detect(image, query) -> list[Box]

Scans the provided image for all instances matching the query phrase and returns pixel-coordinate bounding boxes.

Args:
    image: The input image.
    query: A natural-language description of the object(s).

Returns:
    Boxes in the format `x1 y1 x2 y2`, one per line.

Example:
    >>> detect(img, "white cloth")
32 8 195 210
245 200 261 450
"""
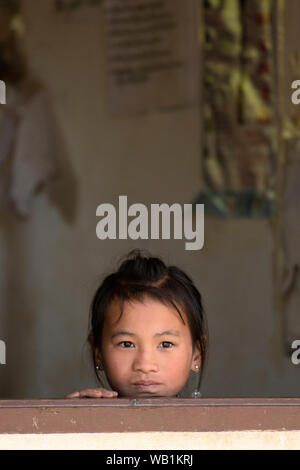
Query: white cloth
0 82 63 216
9 89 59 216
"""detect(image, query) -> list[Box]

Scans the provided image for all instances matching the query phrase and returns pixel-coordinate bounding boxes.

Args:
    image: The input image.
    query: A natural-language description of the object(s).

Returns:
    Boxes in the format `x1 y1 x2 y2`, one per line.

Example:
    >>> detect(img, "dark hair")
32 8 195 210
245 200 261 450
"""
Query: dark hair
88 249 208 394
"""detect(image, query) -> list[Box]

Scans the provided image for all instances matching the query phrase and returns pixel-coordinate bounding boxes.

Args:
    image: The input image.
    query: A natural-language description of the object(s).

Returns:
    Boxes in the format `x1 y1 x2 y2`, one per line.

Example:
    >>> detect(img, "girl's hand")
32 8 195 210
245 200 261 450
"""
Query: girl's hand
65 388 118 398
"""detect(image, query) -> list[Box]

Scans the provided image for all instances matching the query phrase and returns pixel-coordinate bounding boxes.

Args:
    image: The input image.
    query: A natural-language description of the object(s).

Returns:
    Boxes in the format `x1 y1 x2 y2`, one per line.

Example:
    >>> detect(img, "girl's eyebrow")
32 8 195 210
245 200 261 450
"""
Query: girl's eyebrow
111 330 181 338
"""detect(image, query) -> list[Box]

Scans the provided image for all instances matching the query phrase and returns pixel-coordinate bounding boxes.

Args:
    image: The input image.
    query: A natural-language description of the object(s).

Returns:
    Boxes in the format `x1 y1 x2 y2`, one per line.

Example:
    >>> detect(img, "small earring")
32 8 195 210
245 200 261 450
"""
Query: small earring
96 364 101 370
192 364 201 397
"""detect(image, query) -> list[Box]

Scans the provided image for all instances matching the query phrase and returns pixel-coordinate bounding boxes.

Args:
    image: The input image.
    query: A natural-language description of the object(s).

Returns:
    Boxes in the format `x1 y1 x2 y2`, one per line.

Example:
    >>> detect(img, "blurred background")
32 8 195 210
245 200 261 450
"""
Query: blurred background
0 0 300 398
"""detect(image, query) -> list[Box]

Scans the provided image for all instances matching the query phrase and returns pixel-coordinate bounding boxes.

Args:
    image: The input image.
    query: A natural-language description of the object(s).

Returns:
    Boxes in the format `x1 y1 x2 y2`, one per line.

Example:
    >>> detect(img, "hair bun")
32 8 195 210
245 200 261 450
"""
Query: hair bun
118 249 166 283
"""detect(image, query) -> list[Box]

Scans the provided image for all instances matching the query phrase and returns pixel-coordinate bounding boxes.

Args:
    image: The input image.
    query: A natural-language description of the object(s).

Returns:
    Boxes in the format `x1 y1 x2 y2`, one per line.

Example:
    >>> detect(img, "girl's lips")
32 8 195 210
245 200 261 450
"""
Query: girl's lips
133 381 160 385
132 382 161 391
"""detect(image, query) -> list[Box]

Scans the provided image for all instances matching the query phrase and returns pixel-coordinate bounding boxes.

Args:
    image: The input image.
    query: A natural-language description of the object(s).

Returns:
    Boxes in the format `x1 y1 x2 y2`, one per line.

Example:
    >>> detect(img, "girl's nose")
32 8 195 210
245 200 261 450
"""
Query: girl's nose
132 350 159 373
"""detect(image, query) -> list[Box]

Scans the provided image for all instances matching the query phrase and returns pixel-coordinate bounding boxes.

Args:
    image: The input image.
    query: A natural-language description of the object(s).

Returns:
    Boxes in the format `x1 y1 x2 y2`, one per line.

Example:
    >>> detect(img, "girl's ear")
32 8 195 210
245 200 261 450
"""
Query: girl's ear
88 334 103 370
95 348 104 370
191 340 202 371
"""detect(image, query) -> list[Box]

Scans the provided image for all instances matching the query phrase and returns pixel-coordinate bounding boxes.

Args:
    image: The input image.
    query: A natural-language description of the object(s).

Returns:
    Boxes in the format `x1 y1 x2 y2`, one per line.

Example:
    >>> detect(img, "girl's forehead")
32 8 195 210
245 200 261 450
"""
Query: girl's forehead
104 297 189 331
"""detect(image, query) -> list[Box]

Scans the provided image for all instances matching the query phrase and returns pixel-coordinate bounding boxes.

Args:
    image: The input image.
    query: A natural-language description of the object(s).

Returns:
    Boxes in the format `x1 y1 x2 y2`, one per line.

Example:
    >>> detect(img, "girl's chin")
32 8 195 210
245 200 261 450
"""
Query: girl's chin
118 391 162 398
117 387 178 398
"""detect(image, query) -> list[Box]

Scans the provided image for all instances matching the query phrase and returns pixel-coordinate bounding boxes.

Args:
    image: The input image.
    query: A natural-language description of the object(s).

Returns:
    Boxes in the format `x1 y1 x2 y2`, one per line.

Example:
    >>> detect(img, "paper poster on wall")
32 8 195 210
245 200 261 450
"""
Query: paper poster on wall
103 0 200 114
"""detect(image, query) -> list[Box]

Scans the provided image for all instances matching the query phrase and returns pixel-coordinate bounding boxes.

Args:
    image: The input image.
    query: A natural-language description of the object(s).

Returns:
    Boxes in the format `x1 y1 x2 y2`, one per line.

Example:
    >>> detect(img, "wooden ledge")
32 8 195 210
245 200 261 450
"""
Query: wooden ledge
0 398 300 433
1 397 300 407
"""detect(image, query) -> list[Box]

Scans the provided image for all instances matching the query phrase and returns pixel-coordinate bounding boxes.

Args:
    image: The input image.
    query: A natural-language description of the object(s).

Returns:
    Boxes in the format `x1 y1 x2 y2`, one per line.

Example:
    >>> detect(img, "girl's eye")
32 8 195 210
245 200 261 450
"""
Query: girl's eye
159 341 174 348
117 341 174 348
119 341 134 348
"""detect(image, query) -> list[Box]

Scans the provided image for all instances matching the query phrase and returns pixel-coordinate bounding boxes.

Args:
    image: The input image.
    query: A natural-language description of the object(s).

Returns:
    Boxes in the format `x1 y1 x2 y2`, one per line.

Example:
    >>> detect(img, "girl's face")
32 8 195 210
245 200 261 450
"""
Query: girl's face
96 297 201 397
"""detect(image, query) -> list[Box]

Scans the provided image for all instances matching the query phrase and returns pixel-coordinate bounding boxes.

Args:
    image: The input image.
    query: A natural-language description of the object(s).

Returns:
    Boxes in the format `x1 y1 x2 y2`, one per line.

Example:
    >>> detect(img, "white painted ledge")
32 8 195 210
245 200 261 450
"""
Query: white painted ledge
0 431 300 450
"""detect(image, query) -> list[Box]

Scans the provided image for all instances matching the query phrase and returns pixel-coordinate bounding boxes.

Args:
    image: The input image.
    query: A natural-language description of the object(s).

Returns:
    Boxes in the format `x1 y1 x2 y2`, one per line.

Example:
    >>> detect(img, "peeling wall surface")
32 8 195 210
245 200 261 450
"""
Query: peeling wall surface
0 0 300 400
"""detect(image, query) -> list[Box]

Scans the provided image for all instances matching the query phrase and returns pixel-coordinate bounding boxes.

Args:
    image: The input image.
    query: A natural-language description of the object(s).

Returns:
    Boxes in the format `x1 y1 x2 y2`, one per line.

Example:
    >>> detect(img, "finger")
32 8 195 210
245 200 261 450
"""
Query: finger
78 388 118 398
98 389 118 398
65 391 80 398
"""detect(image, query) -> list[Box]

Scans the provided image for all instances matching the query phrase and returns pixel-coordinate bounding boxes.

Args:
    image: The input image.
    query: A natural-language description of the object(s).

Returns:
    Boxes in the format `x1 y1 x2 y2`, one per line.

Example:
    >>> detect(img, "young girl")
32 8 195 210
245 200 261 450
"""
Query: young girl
66 250 208 399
